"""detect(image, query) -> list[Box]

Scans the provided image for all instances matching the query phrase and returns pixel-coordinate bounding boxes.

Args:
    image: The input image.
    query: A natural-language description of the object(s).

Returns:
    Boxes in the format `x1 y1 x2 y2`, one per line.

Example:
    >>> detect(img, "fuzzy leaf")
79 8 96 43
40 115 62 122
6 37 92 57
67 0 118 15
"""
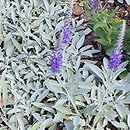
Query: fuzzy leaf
53 106 74 115
87 63 104 80
12 38 22 52
76 35 85 49
44 79 65 94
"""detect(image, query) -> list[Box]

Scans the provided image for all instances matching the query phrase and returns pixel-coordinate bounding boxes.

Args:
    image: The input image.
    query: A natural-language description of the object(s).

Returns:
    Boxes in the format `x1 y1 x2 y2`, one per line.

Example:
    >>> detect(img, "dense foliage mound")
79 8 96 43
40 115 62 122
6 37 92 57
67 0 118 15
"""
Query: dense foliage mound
0 0 130 130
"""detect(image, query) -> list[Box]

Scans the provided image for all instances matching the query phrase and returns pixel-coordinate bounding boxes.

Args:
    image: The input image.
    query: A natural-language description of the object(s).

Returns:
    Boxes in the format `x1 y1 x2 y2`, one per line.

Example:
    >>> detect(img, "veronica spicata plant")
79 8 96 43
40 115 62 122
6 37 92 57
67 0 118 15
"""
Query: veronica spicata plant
85 58 130 129
50 5 72 72
109 20 126 69
50 45 62 72
62 5 72 44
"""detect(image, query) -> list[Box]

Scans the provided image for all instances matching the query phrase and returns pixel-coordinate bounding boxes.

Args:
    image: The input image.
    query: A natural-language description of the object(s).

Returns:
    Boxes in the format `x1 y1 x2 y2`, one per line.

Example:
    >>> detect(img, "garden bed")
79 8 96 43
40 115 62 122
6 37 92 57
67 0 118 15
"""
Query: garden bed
0 0 130 130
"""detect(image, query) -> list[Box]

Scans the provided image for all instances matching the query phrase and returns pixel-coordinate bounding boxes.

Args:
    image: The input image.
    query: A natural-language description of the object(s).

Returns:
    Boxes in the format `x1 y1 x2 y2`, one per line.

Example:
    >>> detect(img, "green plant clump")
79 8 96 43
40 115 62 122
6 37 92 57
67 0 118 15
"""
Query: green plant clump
88 7 123 55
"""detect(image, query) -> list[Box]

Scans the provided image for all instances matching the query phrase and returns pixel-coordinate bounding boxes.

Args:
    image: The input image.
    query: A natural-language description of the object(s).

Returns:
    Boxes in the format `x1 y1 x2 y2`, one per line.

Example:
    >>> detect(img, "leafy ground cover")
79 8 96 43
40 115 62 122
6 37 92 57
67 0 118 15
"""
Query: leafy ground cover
0 0 130 130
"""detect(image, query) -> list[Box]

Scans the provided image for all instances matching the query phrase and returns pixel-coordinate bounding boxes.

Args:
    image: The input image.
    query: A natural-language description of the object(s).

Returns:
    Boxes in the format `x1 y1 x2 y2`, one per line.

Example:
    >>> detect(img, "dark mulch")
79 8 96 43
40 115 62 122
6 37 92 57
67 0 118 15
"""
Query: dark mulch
107 0 130 26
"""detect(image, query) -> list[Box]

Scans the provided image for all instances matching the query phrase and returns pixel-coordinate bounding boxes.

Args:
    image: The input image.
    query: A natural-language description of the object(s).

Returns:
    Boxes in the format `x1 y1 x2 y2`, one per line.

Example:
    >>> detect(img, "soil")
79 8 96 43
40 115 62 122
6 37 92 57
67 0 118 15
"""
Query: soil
108 1 130 26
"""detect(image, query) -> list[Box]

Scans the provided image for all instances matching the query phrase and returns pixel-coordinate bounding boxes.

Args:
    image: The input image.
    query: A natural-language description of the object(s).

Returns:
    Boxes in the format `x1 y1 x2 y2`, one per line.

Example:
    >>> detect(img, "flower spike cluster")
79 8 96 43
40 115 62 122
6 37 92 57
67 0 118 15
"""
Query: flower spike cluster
62 5 72 44
50 6 72 72
50 47 62 72
90 0 100 13
109 20 126 70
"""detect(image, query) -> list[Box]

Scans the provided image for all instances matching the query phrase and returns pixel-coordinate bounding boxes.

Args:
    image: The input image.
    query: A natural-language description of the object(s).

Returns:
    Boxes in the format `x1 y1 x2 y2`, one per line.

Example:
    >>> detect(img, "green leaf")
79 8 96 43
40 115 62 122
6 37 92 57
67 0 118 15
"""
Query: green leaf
2 83 8 105
82 2 91 11
40 118 53 129
48 125 56 130
111 121 127 129
124 28 130 53
126 0 130 4
117 0 123 3
64 120 74 130
53 106 74 115
6 44 14 57
17 115 25 130
95 28 106 38
31 18 43 28
4 32 12 49
44 79 65 94
12 38 22 52
107 7 119 22
36 90 49 102
73 115 80 128
55 99 68 106
53 112 65 122
28 121 42 130
76 19 84 27
96 38 108 45
16 26 26 40
82 104 97 115
76 35 85 49
93 21 106 32
72 32 79 46
87 63 104 80
128 114 130 128
115 104 127 118
43 0 50 12
7 108 21 114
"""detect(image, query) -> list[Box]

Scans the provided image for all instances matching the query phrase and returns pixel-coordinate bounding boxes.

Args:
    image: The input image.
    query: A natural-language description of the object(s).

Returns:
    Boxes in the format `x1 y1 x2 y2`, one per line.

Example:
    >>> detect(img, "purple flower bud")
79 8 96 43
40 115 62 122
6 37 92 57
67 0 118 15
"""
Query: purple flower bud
109 53 123 69
50 5 72 72
62 6 72 44
62 27 72 43
109 21 126 70
90 0 96 8
90 0 100 13
50 49 62 72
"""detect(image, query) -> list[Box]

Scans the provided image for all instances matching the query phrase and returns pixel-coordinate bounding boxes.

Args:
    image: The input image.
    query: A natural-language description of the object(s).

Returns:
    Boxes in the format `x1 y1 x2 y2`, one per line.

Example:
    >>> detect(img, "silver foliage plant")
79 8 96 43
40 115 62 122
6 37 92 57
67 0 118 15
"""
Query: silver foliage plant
0 0 130 130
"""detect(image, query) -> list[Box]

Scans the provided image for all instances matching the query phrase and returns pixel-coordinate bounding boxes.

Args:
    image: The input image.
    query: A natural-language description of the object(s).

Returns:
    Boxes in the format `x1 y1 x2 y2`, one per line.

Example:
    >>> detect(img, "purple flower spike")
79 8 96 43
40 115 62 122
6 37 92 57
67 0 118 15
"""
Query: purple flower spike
109 20 126 70
62 27 72 43
90 0 99 13
50 50 62 73
62 6 72 44
90 0 96 8
109 53 123 70
50 5 72 73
